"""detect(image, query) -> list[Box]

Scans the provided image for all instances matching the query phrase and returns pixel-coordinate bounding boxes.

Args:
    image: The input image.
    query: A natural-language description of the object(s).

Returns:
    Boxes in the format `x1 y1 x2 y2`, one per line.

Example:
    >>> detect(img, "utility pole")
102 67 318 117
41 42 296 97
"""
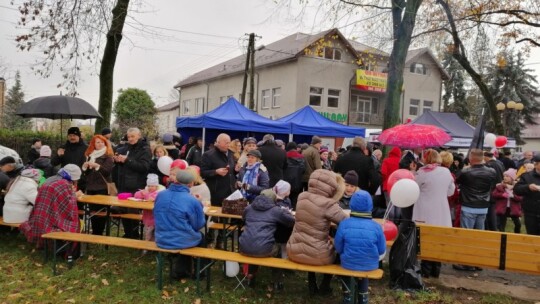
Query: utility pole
249 35 256 111
241 33 254 107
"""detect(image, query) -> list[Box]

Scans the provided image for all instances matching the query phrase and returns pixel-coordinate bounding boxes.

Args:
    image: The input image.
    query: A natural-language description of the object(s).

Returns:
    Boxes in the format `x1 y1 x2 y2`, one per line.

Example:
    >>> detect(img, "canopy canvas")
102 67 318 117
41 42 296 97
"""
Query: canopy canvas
276 106 365 138
370 111 516 148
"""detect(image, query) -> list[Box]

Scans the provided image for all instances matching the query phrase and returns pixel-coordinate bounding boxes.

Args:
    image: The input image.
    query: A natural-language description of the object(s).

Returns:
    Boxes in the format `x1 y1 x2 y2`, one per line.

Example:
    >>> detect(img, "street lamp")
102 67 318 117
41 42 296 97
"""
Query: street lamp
496 98 524 136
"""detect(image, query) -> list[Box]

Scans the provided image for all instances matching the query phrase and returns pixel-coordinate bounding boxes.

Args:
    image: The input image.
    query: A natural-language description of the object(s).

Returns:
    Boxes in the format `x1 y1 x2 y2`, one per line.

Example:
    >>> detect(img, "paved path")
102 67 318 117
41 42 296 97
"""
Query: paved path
433 264 540 302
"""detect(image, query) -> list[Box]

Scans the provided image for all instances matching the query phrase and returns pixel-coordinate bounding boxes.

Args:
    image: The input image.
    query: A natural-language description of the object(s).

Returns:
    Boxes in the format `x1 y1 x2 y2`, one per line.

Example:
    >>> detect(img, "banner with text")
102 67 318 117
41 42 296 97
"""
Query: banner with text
356 70 387 93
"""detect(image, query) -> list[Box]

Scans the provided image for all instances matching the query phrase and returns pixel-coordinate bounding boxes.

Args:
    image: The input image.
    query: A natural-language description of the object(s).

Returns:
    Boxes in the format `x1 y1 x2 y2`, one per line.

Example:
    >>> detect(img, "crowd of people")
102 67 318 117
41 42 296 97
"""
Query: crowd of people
2 127 540 303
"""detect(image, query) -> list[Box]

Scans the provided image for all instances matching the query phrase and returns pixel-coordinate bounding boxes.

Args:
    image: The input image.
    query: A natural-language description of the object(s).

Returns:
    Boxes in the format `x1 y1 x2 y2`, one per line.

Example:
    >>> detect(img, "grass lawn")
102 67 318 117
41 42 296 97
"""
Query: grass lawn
0 229 530 304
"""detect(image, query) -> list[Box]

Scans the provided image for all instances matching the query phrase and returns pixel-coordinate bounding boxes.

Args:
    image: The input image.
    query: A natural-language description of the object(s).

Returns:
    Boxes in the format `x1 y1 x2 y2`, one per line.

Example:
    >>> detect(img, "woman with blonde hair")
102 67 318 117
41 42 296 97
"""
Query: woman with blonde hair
82 134 114 235
186 166 211 204
229 139 242 162
413 149 455 278
150 144 169 185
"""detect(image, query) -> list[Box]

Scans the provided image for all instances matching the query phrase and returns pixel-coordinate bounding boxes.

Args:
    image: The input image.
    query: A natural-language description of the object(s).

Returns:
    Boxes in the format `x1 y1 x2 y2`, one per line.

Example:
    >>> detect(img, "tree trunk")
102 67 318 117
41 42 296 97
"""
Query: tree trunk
96 0 130 132
437 0 504 135
383 0 423 131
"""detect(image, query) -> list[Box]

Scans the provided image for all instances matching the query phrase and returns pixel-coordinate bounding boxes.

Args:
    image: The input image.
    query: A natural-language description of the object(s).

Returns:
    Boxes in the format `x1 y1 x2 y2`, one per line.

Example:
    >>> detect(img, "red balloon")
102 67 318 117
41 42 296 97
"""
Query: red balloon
383 221 398 241
495 136 508 148
171 159 188 170
387 169 415 192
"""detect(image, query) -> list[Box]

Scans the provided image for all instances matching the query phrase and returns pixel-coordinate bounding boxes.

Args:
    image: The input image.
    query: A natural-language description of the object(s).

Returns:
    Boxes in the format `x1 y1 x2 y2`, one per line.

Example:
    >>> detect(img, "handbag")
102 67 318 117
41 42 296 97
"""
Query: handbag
221 198 248 215
99 173 118 196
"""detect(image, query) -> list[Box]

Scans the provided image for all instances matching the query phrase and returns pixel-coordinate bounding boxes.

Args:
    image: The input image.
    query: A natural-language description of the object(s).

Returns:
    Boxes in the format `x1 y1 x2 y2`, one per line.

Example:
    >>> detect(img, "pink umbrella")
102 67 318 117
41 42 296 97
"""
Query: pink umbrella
378 124 451 148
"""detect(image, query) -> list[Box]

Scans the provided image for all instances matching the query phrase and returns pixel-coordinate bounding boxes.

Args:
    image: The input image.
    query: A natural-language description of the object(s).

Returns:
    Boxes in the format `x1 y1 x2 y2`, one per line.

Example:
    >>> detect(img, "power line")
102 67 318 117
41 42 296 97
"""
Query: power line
128 22 239 40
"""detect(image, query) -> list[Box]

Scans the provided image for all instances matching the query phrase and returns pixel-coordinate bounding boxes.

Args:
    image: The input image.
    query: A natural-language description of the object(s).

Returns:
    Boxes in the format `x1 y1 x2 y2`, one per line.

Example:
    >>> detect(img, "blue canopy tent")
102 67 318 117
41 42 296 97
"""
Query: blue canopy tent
176 98 290 150
276 105 366 139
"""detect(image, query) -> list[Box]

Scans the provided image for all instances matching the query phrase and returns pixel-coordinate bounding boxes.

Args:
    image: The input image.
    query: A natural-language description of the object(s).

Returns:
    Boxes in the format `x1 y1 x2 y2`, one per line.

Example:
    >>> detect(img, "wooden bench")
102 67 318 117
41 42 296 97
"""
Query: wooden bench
41 231 383 298
0 216 21 228
78 210 143 237
417 224 540 275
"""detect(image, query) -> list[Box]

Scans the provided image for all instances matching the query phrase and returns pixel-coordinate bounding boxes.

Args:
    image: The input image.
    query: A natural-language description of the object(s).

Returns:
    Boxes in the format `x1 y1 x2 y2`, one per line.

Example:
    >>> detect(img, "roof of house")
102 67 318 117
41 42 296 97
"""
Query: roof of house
175 29 448 87
156 101 179 112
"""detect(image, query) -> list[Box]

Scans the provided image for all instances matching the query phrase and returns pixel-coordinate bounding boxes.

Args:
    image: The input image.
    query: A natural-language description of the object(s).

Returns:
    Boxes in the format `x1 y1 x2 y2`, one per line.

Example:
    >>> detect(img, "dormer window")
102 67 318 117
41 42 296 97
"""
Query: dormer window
410 62 427 75
318 47 342 61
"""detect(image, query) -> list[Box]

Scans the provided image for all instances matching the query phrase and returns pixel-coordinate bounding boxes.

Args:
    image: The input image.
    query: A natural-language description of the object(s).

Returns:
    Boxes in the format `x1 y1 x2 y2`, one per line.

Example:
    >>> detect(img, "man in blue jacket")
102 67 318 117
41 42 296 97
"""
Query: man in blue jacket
154 169 206 280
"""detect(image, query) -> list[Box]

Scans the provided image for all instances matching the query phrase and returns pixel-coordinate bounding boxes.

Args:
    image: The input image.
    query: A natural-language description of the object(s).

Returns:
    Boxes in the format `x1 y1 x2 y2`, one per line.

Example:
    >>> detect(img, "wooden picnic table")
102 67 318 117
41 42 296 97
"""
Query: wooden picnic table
78 194 154 210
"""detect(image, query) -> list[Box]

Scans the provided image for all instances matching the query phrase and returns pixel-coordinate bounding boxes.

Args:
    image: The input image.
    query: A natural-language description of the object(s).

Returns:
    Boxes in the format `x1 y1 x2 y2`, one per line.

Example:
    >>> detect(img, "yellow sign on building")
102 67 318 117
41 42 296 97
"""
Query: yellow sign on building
356 70 387 93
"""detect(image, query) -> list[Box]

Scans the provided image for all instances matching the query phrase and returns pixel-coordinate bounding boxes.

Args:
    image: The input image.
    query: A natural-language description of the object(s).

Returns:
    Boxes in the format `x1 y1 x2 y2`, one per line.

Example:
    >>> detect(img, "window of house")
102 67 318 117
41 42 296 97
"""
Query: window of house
261 89 270 109
372 98 379 114
410 63 427 75
327 89 340 108
409 99 420 116
318 48 342 61
272 87 281 108
423 100 433 113
309 87 323 106
195 98 204 114
182 100 191 115
220 96 232 104
352 96 371 123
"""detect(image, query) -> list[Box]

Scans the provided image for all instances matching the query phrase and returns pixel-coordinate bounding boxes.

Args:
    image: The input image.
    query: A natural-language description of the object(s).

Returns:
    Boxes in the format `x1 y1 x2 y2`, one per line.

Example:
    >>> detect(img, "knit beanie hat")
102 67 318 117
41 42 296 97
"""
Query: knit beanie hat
146 173 159 186
21 168 42 183
285 141 297 151
163 133 173 143
61 164 82 181
504 168 517 182
101 127 112 136
260 188 277 202
273 180 291 200
40 145 52 157
343 170 359 187
67 127 82 137
311 136 322 145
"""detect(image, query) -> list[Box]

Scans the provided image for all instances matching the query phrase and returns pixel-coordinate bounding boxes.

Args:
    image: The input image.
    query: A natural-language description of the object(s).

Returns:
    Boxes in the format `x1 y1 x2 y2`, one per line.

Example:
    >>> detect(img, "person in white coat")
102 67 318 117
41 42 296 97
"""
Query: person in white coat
412 149 455 278
3 168 42 223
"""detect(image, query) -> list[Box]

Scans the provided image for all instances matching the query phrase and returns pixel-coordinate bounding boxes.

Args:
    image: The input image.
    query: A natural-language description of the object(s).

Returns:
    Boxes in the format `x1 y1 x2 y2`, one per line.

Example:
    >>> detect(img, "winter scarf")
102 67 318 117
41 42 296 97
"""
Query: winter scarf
242 162 261 201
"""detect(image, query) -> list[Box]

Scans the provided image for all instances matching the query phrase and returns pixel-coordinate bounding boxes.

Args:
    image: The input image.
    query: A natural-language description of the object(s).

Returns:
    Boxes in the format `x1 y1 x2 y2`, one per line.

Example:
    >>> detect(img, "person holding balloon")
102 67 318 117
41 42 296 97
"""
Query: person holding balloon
334 190 386 304
412 149 455 278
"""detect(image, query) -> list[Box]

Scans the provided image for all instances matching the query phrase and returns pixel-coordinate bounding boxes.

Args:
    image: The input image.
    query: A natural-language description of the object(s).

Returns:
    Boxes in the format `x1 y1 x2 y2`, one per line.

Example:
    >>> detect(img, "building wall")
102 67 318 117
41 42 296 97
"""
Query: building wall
402 53 443 122
157 107 179 135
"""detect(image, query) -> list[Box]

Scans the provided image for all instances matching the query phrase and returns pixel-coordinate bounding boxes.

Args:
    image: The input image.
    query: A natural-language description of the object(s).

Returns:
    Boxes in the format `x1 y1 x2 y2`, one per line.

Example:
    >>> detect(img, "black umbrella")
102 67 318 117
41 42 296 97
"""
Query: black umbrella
16 95 102 120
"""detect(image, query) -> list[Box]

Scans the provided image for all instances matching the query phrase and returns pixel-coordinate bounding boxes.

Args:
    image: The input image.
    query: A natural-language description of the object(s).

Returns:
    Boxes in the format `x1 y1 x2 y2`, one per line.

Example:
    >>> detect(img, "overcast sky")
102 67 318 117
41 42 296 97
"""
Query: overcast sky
1 0 540 110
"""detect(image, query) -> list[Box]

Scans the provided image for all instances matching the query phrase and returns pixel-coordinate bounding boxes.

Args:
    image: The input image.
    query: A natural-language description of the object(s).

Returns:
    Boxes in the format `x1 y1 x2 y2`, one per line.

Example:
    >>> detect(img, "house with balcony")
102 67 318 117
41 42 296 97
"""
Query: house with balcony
174 28 449 129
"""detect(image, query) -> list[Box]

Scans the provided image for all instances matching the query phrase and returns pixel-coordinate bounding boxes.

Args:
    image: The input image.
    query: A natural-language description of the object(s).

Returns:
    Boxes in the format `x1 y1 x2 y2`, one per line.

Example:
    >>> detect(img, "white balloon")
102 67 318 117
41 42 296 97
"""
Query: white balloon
485 133 497 148
157 156 173 175
225 261 240 278
390 179 420 208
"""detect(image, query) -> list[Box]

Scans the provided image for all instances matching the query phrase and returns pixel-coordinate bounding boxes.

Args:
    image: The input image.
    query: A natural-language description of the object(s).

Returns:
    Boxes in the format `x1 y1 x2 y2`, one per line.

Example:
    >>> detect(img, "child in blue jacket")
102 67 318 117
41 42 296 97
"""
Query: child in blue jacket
335 190 386 304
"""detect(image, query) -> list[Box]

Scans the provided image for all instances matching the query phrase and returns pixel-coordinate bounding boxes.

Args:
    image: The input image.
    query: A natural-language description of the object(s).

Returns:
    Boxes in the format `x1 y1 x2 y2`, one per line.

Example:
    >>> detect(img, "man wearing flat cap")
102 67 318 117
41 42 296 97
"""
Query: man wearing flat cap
154 169 207 279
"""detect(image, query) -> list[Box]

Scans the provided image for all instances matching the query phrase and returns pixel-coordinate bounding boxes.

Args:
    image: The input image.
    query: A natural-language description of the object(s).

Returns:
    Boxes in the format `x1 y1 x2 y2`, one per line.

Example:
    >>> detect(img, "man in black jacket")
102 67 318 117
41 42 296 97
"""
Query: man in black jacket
52 127 88 190
186 137 203 167
514 154 540 235
200 133 236 207
113 127 152 238
258 134 287 187
333 137 378 194
483 151 505 231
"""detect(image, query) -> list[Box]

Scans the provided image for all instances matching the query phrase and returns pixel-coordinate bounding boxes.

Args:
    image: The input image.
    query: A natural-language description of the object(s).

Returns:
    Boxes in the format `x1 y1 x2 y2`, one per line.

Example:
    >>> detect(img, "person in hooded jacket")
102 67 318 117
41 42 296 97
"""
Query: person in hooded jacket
239 189 295 290
33 145 57 178
381 146 402 200
287 169 347 296
3 168 42 223
335 190 386 304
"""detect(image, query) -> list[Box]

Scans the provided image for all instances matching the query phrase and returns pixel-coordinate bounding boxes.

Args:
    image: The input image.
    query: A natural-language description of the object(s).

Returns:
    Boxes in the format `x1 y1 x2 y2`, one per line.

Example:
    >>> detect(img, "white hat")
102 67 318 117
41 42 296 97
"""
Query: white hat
62 164 82 181
273 180 291 200
147 173 159 186
40 145 52 157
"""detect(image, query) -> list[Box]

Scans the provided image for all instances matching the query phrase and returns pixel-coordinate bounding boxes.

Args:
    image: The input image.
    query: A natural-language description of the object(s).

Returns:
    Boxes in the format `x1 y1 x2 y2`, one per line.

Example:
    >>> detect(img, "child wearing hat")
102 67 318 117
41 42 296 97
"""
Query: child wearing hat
273 180 293 259
134 173 165 242
492 168 523 233
334 190 386 304
339 170 359 210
